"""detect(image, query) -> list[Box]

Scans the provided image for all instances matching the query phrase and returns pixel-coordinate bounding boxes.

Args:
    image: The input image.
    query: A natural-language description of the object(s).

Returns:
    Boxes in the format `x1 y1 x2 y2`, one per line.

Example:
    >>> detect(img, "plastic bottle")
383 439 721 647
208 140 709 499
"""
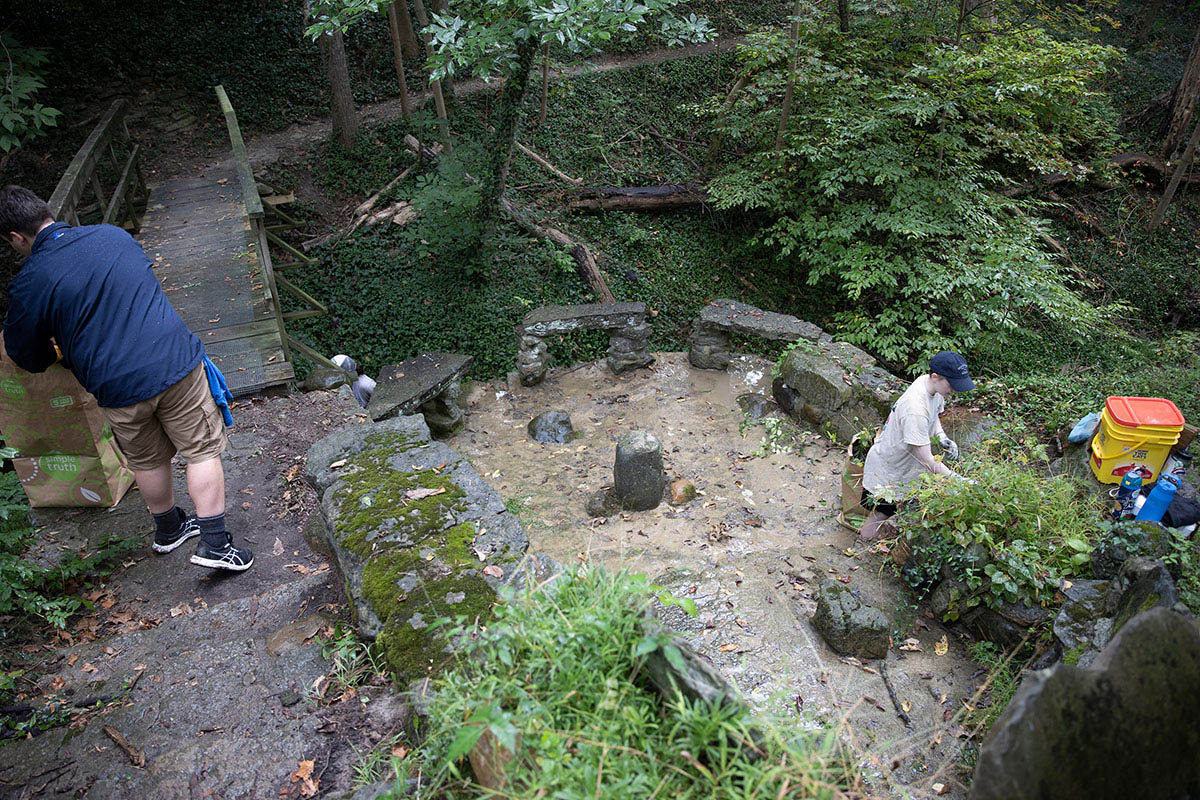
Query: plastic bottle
1112 469 1144 520
1135 476 1180 524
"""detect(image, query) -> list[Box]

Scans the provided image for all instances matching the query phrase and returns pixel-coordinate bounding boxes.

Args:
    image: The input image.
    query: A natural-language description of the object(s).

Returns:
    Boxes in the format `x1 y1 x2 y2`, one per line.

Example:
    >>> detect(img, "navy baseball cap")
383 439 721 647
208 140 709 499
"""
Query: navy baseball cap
930 351 975 391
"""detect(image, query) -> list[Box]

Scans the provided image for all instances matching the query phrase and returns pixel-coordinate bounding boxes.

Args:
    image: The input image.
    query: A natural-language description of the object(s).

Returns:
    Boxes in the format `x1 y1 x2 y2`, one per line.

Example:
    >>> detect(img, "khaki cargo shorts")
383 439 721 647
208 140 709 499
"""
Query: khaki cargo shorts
102 363 227 471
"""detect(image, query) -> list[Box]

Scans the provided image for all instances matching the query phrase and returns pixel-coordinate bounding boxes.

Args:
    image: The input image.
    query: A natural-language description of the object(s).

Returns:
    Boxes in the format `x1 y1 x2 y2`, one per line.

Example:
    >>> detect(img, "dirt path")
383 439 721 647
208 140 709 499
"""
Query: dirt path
0 391 388 799
456 353 981 797
231 36 745 173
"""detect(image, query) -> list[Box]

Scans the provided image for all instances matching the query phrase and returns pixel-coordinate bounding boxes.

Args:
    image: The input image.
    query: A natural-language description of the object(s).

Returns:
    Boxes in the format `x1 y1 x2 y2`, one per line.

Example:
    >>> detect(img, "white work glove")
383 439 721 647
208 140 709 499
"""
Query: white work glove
938 435 959 461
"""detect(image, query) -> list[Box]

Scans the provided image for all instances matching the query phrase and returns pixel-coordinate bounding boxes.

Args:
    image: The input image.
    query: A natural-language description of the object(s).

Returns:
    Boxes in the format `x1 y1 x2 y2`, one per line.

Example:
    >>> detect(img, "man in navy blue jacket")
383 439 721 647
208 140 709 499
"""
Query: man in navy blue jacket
1 185 252 571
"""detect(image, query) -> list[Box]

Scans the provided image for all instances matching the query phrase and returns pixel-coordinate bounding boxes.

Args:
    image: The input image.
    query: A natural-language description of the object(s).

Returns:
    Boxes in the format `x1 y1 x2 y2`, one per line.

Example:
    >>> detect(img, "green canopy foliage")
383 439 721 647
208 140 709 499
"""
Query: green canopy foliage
0 35 60 154
707 11 1124 365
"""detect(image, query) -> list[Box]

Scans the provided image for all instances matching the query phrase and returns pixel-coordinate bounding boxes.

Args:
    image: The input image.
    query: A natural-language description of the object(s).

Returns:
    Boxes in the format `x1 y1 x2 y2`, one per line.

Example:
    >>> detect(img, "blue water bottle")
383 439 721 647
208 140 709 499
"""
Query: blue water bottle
1135 476 1179 524
1112 469 1144 520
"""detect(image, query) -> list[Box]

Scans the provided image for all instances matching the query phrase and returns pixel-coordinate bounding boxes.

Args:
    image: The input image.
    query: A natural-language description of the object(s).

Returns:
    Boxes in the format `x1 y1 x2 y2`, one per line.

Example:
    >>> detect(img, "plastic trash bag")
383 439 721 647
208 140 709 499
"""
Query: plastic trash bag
1068 411 1101 443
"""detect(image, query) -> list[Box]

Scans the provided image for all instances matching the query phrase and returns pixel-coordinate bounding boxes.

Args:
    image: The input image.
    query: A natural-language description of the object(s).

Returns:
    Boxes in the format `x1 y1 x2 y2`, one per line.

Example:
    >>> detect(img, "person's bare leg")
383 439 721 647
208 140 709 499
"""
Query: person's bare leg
186 456 225 518
133 463 175 515
859 509 891 542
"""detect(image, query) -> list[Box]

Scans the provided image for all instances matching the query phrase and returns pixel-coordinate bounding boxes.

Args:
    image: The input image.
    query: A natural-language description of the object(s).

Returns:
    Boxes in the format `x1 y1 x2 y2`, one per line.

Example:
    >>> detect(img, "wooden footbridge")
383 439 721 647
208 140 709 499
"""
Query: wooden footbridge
47 88 330 396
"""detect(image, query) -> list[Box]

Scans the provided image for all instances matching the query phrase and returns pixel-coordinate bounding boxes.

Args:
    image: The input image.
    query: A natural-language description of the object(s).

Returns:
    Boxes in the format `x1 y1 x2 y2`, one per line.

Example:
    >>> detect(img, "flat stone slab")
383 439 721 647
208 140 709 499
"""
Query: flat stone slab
519 302 646 337
367 352 473 422
697 299 822 342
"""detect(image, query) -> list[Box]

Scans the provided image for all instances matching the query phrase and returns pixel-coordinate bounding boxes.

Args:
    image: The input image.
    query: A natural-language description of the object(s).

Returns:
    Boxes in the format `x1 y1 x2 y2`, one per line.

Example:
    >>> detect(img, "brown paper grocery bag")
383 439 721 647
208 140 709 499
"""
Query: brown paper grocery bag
0 337 112 456
0 334 135 507
13 430 135 508
837 434 869 532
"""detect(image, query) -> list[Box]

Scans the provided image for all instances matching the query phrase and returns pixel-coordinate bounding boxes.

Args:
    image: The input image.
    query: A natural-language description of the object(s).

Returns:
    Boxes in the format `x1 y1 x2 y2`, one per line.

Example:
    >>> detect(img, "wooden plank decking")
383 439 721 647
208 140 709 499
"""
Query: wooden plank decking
138 166 293 395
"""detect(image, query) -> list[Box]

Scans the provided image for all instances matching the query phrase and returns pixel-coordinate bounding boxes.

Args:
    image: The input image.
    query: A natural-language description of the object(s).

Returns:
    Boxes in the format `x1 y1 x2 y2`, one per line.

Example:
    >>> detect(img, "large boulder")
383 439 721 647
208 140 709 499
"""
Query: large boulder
304 419 531 684
775 341 905 442
811 579 890 660
971 607 1200 800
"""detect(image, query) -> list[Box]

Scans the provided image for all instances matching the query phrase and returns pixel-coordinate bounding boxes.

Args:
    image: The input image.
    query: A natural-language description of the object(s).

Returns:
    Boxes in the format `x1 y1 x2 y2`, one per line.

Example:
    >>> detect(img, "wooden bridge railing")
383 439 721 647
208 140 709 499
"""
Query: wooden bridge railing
215 85 333 369
48 99 146 230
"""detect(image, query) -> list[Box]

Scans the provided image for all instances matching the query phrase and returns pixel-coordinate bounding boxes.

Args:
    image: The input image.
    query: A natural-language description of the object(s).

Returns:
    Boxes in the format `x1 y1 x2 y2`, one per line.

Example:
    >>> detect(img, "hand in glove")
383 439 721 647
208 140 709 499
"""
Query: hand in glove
938 435 960 461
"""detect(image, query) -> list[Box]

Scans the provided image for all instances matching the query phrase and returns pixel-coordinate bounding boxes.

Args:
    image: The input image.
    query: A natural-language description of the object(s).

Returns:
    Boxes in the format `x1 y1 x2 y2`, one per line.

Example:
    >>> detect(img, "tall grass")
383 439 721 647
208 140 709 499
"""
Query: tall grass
402 566 867 799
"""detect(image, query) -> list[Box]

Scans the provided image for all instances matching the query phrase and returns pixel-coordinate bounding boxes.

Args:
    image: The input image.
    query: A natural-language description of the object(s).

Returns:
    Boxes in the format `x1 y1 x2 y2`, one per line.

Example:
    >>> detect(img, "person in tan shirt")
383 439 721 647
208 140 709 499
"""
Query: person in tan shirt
859 351 975 540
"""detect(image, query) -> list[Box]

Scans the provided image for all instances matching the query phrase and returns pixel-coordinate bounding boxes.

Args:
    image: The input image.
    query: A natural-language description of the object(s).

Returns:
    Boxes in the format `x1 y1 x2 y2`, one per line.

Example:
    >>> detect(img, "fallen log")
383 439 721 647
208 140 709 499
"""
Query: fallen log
569 184 710 212
999 151 1200 198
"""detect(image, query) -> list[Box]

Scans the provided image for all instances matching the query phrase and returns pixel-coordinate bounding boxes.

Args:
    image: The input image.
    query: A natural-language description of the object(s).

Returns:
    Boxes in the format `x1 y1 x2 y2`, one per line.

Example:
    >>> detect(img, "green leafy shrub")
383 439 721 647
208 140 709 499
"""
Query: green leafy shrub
413 566 863 799
973 327 1200 437
0 470 135 629
895 454 1103 615
707 13 1123 365
0 35 60 154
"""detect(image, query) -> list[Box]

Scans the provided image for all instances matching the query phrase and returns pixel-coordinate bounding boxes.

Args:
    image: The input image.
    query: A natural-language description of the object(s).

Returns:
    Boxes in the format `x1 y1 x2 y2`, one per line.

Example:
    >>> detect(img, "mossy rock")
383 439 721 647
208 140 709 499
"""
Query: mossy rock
307 421 530 685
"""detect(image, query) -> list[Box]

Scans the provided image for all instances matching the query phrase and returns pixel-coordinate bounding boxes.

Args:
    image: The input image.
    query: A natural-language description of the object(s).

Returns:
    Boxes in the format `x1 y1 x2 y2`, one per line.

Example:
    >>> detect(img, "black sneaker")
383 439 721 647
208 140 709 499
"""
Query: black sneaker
152 514 200 554
190 535 254 571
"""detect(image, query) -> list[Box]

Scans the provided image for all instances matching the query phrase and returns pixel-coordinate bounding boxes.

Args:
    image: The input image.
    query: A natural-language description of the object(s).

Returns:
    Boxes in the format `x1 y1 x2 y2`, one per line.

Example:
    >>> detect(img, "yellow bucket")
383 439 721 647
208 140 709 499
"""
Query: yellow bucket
1089 396 1184 484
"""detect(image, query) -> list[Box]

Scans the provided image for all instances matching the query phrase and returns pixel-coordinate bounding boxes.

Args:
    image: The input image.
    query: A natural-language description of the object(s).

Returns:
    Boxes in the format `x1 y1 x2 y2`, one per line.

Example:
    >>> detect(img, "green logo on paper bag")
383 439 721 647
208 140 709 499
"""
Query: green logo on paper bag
49 395 73 408
1 378 26 398
39 454 80 481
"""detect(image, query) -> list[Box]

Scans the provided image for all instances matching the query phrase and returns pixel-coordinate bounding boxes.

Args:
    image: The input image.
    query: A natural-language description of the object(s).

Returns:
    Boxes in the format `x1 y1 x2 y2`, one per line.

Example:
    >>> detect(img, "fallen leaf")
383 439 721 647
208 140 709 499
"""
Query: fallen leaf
67 652 79 667
81 662 97 674
290 759 319 797
482 564 504 578
837 575 852 584
901 700 912 713
50 676 66 690
272 537 285 557
717 643 738 652
329 459 347 470
934 635 949 657
391 745 409 759
405 487 447 500
899 638 922 652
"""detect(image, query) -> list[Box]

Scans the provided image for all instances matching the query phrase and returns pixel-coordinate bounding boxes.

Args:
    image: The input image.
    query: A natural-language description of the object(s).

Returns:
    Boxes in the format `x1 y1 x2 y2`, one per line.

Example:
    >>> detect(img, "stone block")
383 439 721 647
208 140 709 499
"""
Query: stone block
613 431 665 511
528 410 574 444
519 302 646 337
367 353 473 423
302 367 349 392
776 341 904 442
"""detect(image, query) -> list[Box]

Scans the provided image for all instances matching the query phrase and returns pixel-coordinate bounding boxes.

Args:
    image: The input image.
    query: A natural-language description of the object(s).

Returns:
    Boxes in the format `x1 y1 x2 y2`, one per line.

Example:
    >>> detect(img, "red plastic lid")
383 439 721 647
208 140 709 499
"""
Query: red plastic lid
1105 396 1185 429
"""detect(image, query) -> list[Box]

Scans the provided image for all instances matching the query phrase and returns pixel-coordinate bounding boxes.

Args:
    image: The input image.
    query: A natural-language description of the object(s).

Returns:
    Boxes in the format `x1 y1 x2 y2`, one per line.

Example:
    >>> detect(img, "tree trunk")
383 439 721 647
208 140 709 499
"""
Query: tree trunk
1162 25 1200 159
394 0 420 60
707 75 748 169
410 0 453 153
386 3 411 120
1149 115 1200 231
432 0 455 114
538 45 550 125
774 0 805 151
477 34 541 244
837 0 849 33
1136 0 1165 46
318 29 358 149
